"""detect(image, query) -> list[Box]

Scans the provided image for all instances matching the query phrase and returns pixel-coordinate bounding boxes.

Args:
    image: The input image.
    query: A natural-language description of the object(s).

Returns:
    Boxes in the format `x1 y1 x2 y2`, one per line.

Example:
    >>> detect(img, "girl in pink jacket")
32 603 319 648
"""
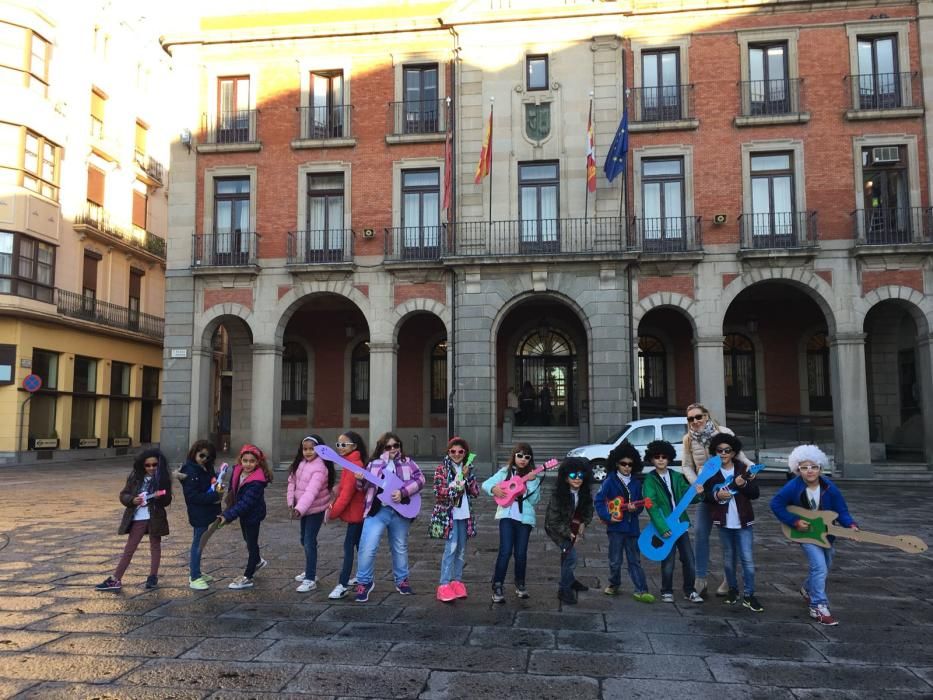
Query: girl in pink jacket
286 435 335 593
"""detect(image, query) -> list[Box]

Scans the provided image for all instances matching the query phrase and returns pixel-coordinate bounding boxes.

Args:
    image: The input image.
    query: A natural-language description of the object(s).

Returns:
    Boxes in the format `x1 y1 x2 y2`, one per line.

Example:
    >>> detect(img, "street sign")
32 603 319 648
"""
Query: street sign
22 373 42 392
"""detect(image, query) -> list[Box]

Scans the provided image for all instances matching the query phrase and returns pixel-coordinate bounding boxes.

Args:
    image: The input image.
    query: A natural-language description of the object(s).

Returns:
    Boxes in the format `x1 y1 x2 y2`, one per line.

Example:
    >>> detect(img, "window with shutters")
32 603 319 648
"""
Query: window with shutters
86 165 105 218
90 88 106 139
351 341 370 414
82 251 99 309
109 361 131 442
134 121 147 160
132 189 147 231
128 268 143 329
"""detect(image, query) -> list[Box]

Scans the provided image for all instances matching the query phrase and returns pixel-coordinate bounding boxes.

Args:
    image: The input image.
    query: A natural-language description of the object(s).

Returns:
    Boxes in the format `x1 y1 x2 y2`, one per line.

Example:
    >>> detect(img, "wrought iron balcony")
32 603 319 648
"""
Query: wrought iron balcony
630 84 695 123
74 205 166 260
738 78 804 117
630 216 703 254
297 105 353 140
852 207 933 245
738 211 818 250
134 151 165 184
287 229 354 264
446 217 625 258
846 72 920 111
384 225 446 262
201 109 258 144
192 232 259 268
387 99 447 136
56 288 163 340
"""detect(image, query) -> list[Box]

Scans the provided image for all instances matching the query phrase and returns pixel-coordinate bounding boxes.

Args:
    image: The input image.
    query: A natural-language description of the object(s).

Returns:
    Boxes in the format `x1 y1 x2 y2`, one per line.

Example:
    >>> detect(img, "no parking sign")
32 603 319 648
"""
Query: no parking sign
22 373 42 392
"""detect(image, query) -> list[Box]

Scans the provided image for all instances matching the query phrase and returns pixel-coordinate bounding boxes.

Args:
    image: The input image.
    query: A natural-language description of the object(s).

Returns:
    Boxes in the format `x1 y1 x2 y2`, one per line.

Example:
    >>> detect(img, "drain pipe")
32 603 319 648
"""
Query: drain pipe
628 264 638 422
446 41 459 442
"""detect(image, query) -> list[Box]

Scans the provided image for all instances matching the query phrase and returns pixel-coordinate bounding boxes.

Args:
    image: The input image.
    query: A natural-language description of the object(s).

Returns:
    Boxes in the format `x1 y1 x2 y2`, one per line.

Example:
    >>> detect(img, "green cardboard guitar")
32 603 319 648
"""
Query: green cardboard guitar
782 505 927 554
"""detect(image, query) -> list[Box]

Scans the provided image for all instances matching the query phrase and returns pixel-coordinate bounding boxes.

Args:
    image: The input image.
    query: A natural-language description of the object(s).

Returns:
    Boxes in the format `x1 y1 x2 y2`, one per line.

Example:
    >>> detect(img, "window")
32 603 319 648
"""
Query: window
109 361 131 443
626 425 655 447
309 70 344 138
662 423 688 444
723 334 757 411
132 188 148 231
351 341 369 414
401 169 440 259
282 342 308 415
526 55 548 91
430 341 447 414
0 232 54 303
128 268 143 329
0 344 14 384
142 366 160 398
862 145 910 243
140 366 159 443
749 152 795 246
87 165 105 216
807 333 832 411
518 162 559 253
217 76 251 142
71 356 98 447
641 49 681 121
32 349 58 389
748 42 788 115
82 251 99 310
306 173 345 261
638 336 667 409
28 349 58 446
857 35 900 109
90 89 106 139
641 158 685 251
213 177 251 263
134 121 147 160
0 24 50 94
402 64 438 133
22 129 59 200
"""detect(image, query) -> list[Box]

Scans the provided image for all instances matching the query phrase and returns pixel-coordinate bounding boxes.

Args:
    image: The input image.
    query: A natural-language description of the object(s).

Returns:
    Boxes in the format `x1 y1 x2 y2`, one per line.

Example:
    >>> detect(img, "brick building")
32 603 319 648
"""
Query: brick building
161 0 933 474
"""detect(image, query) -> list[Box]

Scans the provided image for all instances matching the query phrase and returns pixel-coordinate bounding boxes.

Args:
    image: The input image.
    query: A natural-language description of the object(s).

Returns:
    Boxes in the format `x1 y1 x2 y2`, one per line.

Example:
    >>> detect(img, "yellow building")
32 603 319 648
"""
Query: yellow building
0 1 169 463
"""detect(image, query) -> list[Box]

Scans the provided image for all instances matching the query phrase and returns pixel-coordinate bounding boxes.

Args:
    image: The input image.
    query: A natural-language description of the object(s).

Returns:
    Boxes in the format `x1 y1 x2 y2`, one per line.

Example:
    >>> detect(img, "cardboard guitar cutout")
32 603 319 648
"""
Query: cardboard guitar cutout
782 506 927 554
494 458 559 507
606 497 653 520
316 445 421 518
638 456 722 562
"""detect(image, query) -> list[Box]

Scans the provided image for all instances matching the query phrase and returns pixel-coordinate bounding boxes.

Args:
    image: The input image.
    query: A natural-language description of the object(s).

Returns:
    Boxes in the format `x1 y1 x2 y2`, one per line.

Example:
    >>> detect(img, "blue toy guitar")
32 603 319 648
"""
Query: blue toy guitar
718 463 765 496
638 456 722 562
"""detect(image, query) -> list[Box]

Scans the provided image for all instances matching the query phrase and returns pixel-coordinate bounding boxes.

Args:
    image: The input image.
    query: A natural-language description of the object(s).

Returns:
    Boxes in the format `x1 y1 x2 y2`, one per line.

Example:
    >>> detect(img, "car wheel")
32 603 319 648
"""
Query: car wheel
591 460 607 482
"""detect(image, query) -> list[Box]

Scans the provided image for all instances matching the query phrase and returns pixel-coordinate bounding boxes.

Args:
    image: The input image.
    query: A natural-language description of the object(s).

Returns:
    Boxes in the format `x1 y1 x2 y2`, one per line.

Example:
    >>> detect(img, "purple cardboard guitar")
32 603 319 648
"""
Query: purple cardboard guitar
315 445 421 518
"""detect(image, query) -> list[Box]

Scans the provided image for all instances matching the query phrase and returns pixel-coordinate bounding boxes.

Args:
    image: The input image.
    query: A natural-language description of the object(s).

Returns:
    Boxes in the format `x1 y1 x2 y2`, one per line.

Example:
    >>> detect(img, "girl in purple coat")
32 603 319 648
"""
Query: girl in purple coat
287 435 335 593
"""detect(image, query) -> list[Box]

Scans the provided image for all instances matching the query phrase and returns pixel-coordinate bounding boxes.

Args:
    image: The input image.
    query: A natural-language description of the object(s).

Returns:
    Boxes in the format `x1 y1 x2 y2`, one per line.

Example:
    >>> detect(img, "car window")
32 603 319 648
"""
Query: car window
624 425 655 446
662 423 688 443
604 425 631 444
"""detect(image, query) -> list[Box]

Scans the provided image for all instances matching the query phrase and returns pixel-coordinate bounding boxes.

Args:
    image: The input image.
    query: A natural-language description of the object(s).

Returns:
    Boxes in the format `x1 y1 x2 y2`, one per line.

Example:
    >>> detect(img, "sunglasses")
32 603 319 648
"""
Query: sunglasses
618 460 634 467
196 452 210 459
449 448 465 455
144 461 159 467
385 442 401 450
688 414 706 422
335 442 355 449
716 447 734 455
514 452 532 460
567 472 586 480
799 464 821 471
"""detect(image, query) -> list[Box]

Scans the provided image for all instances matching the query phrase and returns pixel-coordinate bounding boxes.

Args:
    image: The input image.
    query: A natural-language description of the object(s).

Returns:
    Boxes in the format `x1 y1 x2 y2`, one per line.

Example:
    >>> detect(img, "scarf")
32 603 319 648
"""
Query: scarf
445 455 467 506
688 419 718 448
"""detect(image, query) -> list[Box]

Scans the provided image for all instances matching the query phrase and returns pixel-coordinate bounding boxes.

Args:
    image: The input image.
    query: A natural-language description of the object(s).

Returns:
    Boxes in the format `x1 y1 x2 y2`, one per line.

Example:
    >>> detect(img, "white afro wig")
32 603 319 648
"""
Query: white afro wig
787 444 829 473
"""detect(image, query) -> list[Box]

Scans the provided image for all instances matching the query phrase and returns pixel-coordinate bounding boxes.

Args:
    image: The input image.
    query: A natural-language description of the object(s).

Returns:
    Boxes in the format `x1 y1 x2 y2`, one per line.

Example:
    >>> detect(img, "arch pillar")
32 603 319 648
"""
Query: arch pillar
369 341 398 445
916 332 933 463
829 332 872 476
251 343 282 461
189 346 213 442
693 335 725 420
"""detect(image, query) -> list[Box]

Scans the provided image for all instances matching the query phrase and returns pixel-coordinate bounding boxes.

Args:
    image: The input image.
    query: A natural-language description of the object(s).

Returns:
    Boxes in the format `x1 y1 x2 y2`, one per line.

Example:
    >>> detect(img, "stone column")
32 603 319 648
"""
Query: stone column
368 342 398 446
693 335 726 421
189 346 213 442
915 333 933 464
920 0 933 205
829 332 872 476
250 344 282 463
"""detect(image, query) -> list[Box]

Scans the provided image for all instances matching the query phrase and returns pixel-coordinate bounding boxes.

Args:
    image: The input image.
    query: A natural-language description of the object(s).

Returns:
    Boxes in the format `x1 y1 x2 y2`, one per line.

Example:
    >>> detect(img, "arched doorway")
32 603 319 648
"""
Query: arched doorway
396 312 447 456
723 333 757 412
516 327 576 426
204 317 253 454
636 306 696 416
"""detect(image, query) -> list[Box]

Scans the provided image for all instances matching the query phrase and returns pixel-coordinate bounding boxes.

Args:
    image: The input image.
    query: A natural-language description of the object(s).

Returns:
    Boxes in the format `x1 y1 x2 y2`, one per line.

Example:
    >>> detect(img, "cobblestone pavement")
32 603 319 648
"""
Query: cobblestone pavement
0 461 931 699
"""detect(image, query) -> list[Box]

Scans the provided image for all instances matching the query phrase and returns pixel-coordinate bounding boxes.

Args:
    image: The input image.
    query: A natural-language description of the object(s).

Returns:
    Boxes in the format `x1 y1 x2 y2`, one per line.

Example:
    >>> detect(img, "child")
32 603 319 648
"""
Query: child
770 444 857 626
431 436 480 602
641 440 704 604
325 431 368 599
704 433 762 612
220 444 272 590
95 449 173 592
353 432 425 602
287 435 334 593
483 442 542 603
594 441 654 603
545 457 594 605
179 440 222 590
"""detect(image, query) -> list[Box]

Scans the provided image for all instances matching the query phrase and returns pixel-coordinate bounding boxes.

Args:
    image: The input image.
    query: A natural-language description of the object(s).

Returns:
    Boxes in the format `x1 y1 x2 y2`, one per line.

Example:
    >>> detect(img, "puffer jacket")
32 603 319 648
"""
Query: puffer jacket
287 457 331 517
223 466 267 525
594 473 645 535
329 450 366 524
179 459 222 527
770 475 857 539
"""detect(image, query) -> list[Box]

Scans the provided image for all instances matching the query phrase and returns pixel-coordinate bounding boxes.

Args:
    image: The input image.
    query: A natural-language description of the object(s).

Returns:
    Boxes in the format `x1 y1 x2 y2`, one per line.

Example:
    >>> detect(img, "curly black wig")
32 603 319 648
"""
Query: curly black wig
606 440 643 474
644 439 676 463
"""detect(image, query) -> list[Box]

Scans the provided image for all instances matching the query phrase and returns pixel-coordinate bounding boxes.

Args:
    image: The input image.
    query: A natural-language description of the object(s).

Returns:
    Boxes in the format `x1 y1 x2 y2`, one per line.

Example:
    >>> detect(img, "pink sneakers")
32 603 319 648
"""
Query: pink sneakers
450 580 468 599
436 583 457 602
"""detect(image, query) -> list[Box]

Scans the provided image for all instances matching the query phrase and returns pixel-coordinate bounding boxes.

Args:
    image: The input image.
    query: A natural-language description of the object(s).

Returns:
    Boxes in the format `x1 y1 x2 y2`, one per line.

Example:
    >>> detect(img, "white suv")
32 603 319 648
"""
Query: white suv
567 417 689 482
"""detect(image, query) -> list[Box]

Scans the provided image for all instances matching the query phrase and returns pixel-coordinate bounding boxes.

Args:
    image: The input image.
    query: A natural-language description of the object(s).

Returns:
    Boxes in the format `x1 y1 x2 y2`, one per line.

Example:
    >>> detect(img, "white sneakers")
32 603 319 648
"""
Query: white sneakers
296 579 317 593
294 571 306 582
228 576 253 589
328 583 349 599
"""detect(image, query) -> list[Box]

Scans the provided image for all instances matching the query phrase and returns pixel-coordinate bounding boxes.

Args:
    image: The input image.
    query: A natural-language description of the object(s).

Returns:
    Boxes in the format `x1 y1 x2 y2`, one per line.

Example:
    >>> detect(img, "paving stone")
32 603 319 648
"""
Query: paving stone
284 663 429 697
529 649 712 680
382 642 527 673
155 598 243 618
907 667 933 688
605 614 736 636
13 681 208 699
648 632 824 661
726 619 830 640
420 671 600 700
0 679 37 697
41 597 168 616
207 692 333 700
131 617 274 639
257 621 346 639
809 641 933 666
180 638 276 661
514 611 605 631
40 633 201 658
219 602 329 621
395 604 516 627
0 613 53 629
705 656 931 691
0 631 61 652
0 652 140 682
121 659 302 692
27 613 151 634
556 629 652 654
791 689 933 700
315 605 402 623
466 626 555 649
601 679 795 699
811 624 933 645
255 639 392 665
335 623 470 644
0 597 55 612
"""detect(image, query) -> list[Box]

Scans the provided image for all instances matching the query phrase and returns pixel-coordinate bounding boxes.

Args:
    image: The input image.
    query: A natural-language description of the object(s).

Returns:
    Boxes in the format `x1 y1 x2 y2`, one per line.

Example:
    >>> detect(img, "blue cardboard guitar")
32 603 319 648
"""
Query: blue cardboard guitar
638 456 722 562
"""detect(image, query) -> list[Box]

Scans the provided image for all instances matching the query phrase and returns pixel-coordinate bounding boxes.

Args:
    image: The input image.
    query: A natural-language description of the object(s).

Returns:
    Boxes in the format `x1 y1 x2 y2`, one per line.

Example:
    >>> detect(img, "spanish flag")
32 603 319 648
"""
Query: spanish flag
474 105 493 184
585 103 597 193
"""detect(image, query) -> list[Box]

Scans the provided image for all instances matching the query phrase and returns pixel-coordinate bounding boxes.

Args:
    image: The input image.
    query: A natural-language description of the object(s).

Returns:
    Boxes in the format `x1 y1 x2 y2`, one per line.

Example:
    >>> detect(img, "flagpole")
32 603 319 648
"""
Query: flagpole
488 97 494 226
585 95 593 218
620 89 630 245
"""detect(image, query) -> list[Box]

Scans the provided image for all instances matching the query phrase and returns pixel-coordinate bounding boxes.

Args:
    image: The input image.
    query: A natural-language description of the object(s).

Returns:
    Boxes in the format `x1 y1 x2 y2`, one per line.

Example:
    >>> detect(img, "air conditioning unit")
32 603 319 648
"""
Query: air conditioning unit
872 146 899 163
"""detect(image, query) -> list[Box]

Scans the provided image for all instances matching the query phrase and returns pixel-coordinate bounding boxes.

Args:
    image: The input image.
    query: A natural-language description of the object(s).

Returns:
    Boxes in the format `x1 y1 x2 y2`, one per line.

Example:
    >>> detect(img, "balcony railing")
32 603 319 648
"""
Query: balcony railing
74 205 166 260
134 151 165 184
56 288 163 340
846 72 919 111
630 216 702 253
630 84 694 123
739 78 804 117
192 232 259 268
447 217 625 258
388 99 447 136
852 207 933 245
287 229 354 264
297 105 353 140
201 109 258 144
738 210 818 250
384 225 446 261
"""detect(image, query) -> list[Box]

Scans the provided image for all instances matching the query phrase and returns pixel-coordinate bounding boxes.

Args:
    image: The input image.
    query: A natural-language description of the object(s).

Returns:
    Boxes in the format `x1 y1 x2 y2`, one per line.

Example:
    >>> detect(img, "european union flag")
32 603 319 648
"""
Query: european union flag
603 109 629 183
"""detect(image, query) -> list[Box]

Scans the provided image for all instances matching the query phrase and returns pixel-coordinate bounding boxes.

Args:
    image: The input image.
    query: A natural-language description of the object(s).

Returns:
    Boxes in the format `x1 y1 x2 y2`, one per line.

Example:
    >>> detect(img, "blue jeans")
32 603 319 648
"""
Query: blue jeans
694 500 713 578
718 526 755 596
492 517 532 586
439 519 469 584
559 545 577 592
660 532 696 595
299 511 325 581
189 525 207 580
608 532 648 593
356 507 412 586
801 542 834 606
339 521 364 586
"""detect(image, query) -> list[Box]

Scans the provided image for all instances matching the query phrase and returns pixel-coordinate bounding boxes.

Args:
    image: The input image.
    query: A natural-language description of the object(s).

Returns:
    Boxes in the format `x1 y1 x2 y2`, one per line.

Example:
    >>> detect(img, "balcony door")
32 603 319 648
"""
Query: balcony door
214 177 250 265
641 158 685 252
857 36 900 109
519 162 559 253
307 173 345 262
641 49 680 121
401 169 440 259
310 71 344 138
403 65 438 134
749 42 788 114
862 145 910 243
218 76 250 142
724 333 757 412
750 152 795 248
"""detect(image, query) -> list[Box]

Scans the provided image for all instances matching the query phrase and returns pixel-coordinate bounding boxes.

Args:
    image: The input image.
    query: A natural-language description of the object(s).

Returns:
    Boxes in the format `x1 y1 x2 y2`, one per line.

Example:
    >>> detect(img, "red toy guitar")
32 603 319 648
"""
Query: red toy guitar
606 497 653 520
494 458 560 507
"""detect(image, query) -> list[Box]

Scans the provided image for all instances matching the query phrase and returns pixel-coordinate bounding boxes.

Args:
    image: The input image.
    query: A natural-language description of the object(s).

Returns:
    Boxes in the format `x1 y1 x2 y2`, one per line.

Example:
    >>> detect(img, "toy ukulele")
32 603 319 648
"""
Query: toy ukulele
638 456 723 562
452 453 476 508
139 489 166 506
494 458 560 507
607 497 653 520
782 506 927 553
718 463 765 495
315 445 421 518
209 463 230 494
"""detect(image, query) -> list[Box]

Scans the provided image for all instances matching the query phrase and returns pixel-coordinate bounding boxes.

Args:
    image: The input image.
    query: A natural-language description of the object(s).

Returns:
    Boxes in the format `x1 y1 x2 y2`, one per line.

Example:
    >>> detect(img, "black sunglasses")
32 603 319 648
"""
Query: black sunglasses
618 460 634 467
385 442 401 449
716 447 734 455
688 414 706 422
